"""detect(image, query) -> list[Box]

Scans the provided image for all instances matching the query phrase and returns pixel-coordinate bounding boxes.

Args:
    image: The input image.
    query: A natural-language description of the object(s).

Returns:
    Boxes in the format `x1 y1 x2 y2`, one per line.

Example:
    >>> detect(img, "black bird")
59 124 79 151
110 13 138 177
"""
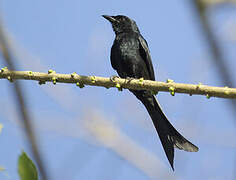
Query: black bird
103 15 198 170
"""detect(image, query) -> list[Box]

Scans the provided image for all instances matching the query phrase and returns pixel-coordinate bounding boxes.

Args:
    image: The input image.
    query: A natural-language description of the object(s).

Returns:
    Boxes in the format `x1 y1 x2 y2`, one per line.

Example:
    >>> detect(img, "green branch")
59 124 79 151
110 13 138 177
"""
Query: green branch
1 68 236 99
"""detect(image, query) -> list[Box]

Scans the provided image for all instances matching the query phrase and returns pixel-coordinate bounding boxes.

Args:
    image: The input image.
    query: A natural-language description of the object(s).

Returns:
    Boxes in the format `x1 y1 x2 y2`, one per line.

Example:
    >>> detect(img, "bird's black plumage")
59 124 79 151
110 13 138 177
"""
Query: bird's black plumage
103 15 198 170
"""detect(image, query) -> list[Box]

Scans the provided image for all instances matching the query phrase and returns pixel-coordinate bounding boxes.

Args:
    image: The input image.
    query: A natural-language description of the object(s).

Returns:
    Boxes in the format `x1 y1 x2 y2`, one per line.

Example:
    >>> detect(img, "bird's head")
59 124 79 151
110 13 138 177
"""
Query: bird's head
102 15 140 34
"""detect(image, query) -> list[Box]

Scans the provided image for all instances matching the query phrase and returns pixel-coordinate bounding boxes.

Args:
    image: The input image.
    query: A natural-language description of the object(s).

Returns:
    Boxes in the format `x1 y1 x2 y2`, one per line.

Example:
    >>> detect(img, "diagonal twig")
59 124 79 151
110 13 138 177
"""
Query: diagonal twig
0 19 49 180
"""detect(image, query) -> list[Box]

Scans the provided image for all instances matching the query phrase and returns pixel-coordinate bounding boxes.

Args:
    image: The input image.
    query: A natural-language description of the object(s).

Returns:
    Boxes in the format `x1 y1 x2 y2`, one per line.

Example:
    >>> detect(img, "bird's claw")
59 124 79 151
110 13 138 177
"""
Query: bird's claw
126 77 135 82
110 75 120 82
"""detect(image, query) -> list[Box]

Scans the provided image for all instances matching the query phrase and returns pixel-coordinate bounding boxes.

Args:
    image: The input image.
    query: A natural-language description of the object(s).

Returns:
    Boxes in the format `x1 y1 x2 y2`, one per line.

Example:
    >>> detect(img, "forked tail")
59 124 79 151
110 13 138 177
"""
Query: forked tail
132 91 198 170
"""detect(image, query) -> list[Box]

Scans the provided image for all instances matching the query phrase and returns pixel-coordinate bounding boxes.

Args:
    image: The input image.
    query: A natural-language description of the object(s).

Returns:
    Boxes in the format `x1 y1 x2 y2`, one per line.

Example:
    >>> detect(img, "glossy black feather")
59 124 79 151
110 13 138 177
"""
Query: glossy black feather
138 35 155 81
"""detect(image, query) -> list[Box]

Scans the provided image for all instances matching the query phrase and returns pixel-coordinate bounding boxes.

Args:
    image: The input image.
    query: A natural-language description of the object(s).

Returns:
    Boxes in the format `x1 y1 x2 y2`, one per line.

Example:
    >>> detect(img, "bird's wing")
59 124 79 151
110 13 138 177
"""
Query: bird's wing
111 41 122 72
138 35 155 81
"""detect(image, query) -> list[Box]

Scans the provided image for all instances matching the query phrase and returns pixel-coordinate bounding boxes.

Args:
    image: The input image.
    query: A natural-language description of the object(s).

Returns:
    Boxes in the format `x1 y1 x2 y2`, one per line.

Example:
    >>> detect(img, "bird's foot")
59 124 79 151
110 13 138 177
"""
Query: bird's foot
126 77 135 83
110 75 120 82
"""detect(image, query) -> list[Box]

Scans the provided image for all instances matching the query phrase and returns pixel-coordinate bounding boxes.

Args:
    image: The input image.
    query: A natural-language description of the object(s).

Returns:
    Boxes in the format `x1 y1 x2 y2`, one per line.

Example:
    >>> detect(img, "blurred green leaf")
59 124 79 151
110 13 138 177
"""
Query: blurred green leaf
18 151 38 180
0 123 3 134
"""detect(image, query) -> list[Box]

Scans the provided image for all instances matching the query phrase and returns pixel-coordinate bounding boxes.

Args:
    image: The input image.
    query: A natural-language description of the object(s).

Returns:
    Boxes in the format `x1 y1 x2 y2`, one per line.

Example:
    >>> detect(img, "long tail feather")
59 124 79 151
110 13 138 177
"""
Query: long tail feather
132 91 198 170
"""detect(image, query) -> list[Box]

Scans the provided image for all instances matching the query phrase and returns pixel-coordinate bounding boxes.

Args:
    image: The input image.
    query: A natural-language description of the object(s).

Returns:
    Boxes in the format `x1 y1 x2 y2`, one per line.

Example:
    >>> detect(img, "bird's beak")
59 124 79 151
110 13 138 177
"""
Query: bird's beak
102 15 117 23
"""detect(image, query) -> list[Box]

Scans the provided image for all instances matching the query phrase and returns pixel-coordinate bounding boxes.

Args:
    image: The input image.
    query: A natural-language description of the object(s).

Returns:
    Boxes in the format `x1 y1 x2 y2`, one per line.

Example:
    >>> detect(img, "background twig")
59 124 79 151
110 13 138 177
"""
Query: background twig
0 20 48 180
192 0 236 178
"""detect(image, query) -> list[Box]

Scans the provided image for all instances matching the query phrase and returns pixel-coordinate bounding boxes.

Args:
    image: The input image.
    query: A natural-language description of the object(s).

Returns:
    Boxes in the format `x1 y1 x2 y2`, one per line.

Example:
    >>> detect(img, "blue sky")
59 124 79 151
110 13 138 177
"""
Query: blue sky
0 0 236 179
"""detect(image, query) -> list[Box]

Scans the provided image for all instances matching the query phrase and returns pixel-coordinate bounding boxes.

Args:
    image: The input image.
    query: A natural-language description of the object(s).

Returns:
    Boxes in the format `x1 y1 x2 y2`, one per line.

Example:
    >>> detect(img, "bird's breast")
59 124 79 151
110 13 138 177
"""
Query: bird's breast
118 38 139 59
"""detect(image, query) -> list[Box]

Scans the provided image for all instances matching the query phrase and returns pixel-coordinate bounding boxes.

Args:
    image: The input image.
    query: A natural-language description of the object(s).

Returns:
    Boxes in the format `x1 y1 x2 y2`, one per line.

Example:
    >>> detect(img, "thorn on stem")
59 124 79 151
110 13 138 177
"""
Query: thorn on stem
169 87 175 96
52 77 57 85
91 76 96 83
71 72 77 78
115 83 122 91
206 94 210 99
76 82 84 88
166 79 174 83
